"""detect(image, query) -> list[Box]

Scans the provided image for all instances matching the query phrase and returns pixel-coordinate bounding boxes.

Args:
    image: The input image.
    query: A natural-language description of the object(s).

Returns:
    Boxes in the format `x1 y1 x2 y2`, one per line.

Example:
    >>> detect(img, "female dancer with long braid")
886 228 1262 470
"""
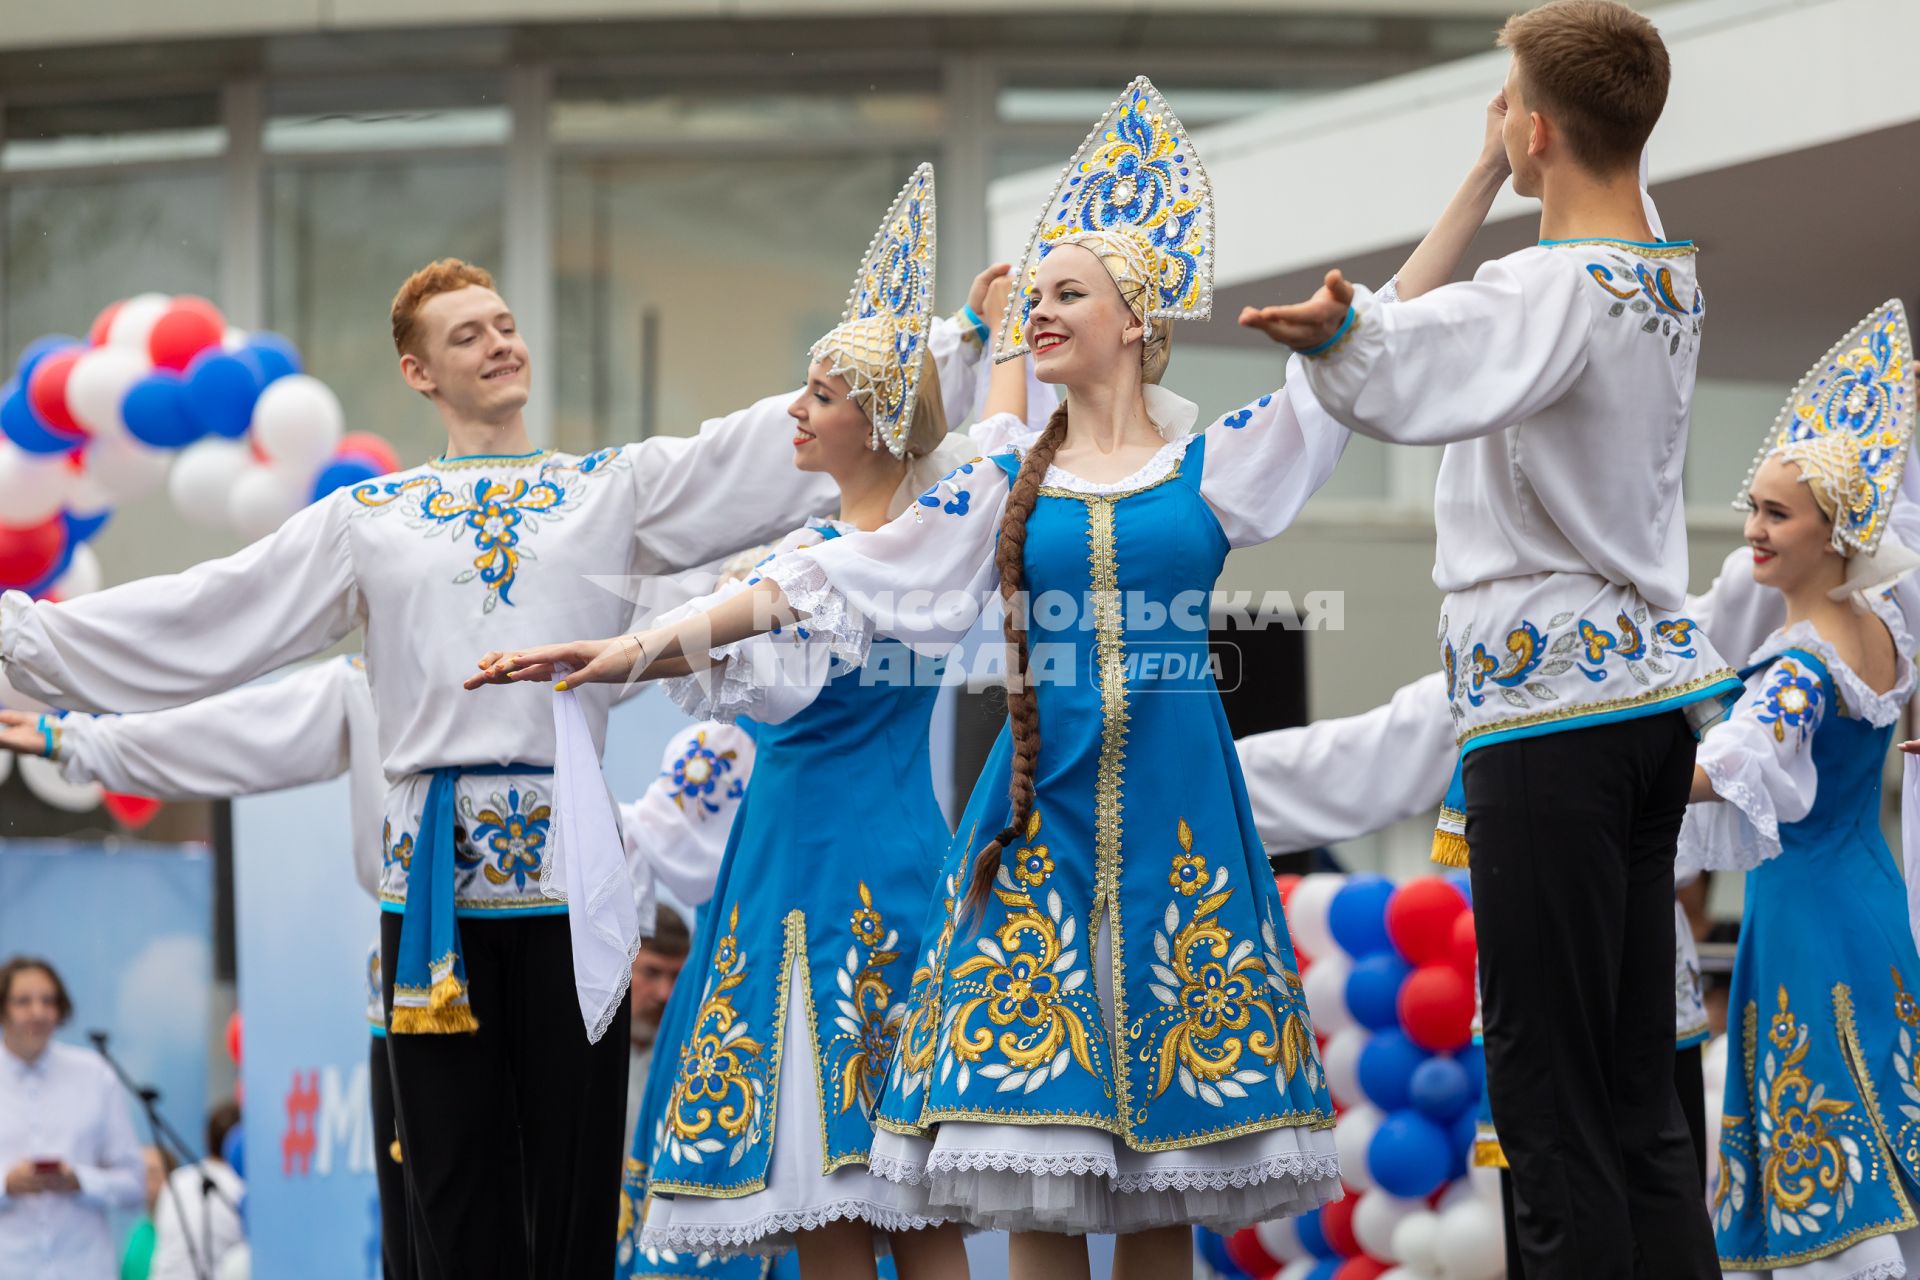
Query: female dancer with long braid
471 80 1348 1279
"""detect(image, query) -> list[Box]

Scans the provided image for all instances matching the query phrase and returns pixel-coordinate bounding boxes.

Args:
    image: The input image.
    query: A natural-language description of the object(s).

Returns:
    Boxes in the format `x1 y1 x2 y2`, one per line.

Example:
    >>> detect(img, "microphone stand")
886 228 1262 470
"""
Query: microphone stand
88 1030 235 1280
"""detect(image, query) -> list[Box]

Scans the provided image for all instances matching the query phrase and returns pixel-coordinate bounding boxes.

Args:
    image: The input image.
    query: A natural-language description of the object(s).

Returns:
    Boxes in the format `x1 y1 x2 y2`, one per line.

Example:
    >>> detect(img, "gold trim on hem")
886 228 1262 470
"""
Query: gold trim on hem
914 1103 1337 1153
1454 669 1739 747
1719 983 1919 1270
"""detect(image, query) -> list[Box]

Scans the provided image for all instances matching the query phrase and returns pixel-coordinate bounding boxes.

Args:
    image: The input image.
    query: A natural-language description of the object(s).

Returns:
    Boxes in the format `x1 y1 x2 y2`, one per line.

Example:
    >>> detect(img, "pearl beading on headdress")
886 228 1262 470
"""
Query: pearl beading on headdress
994 76 1216 364
1735 299 1914 556
810 162 938 458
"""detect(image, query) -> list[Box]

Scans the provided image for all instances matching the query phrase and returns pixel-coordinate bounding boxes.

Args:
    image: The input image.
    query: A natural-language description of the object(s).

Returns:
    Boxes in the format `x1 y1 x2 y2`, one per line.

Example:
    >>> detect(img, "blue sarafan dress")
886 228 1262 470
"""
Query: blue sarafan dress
760 385 1349 1234
1677 596 1920 1280
636 523 957 1259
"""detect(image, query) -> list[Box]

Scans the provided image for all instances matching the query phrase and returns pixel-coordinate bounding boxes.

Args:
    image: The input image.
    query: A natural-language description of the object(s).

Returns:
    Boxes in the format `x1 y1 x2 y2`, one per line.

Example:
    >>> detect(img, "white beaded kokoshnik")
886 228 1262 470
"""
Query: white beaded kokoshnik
995 75 1217 365
1735 298 1914 556
809 162 937 458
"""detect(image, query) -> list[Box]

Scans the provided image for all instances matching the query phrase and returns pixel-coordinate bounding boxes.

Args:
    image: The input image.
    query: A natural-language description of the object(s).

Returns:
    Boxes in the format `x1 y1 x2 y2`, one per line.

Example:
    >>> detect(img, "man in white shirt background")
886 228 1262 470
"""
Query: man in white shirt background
0 955 147 1280
149 1099 244 1280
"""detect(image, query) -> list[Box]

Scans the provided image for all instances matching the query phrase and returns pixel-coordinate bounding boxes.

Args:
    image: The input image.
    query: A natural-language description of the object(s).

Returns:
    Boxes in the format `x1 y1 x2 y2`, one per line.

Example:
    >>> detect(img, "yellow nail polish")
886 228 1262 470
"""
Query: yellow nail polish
554 681 569 692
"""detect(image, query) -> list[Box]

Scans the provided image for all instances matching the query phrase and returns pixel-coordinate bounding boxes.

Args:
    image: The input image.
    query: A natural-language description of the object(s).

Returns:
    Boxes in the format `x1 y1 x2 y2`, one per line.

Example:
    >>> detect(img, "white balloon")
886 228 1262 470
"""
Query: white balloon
1437 1177 1480 1212
1287 872 1345 959
64 345 150 439
85 433 172 503
106 293 172 351
1333 1100 1384 1192
1434 1195 1504 1280
221 327 249 353
19 753 102 812
1467 1161 1504 1205
51 544 101 598
251 374 343 470
1302 950 1354 1038
1322 1028 1370 1112
228 463 308 540
1254 1215 1304 1263
1353 1190 1424 1262
63 470 115 520
1276 1261 1320 1280
169 439 253 528
1391 1210 1444 1274
0 445 71 524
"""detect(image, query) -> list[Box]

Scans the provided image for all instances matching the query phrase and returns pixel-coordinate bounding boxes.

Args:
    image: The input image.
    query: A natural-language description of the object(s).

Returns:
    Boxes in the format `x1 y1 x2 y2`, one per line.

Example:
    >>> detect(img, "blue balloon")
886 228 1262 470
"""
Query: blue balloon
1305 1262 1341 1280
221 1120 246 1180
184 349 264 439
0 386 83 455
13 334 81 384
1448 1106 1477 1180
1295 1205 1337 1260
64 508 111 545
1346 951 1412 1032
1329 873 1395 957
1411 1054 1475 1123
121 372 202 449
238 332 301 386
1195 1228 1247 1280
310 457 380 504
1445 868 1473 904
1360 1028 1432 1112
1371 1109 1454 1199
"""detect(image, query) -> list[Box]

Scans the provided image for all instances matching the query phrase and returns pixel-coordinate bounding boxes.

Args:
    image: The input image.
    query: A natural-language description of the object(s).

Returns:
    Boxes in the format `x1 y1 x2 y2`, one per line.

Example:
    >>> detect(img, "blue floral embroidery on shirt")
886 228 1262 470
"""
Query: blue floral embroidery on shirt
667 730 742 817
1222 394 1275 430
1754 660 1823 747
1443 607 1705 713
914 459 982 520
459 787 551 891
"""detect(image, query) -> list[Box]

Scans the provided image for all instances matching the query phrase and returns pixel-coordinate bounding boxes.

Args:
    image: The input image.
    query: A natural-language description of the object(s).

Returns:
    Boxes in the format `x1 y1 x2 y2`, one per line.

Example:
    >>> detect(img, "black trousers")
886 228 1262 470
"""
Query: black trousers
1501 1043 1710 1278
1465 712 1718 1279
380 912 631 1279
369 1034 412 1280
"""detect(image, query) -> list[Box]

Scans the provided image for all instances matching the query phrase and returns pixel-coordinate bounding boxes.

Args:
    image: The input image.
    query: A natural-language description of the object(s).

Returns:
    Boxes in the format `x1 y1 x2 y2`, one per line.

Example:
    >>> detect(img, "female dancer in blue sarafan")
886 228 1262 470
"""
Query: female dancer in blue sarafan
473 79 1347 1280
1678 301 1920 1280
480 165 1040 1280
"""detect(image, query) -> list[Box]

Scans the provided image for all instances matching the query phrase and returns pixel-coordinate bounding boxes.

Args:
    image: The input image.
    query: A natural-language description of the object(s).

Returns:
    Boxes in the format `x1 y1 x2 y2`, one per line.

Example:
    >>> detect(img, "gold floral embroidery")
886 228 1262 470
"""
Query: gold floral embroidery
1011 813 1054 889
1892 969 1920 1170
945 809 1105 1095
1745 987 1872 1238
1141 818 1314 1108
890 863 961 1108
826 882 906 1121
663 903 769 1170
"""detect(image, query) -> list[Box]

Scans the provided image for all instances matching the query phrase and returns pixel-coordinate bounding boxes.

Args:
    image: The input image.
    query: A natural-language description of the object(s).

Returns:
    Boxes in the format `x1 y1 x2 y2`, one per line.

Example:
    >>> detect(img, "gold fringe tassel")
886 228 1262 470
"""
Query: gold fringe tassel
389 999 479 1035
1430 828 1470 868
1471 1135 1509 1169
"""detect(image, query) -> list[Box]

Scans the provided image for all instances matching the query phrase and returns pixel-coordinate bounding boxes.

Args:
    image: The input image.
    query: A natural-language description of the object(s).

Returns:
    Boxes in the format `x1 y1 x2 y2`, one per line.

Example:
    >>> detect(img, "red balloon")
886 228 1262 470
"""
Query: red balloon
102 792 164 829
1333 1258 1392 1280
1322 1192 1362 1257
0 516 68 588
225 1010 243 1066
26 348 86 439
1449 910 1478 977
1386 876 1468 966
1399 963 1477 1051
148 297 226 372
1223 1227 1281 1279
88 301 123 347
336 432 401 474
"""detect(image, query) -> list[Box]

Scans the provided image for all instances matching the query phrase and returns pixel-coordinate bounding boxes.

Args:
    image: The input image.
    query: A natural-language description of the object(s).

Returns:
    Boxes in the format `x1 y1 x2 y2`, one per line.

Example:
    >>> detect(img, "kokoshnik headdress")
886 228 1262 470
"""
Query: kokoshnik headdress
995 76 1214 365
1738 300 1915 593
810 163 936 458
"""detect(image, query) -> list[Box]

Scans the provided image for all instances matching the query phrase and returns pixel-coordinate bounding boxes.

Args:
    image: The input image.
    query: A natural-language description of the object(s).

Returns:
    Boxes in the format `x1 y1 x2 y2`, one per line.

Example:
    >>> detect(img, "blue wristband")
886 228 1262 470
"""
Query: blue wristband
1299 306 1356 358
961 304 991 345
37 714 55 759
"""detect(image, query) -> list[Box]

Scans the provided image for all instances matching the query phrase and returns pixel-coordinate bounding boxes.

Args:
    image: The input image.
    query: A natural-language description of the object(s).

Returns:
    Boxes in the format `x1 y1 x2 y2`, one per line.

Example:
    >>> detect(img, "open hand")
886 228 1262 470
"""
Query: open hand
1238 270 1356 351
1901 740 1920 755
1480 90 1512 178
0 710 53 758
465 634 649 692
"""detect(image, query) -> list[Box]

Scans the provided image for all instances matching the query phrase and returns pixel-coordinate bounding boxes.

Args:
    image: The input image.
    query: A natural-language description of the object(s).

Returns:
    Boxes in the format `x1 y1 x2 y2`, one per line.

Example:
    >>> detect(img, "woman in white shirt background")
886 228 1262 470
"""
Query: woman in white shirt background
0 954 146 1280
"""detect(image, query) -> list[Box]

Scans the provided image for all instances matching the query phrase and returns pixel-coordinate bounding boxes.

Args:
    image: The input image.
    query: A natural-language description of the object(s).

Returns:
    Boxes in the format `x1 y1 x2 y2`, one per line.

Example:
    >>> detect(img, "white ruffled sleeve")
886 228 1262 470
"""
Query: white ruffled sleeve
620 720 754 919
661 529 839 725
929 312 987 428
1 492 361 714
1676 651 1828 874
1236 671 1456 851
1299 252 1594 447
1198 355 1352 548
54 655 385 898
762 456 1011 660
